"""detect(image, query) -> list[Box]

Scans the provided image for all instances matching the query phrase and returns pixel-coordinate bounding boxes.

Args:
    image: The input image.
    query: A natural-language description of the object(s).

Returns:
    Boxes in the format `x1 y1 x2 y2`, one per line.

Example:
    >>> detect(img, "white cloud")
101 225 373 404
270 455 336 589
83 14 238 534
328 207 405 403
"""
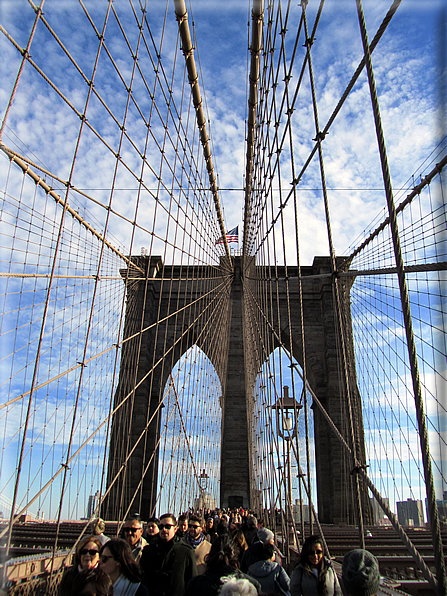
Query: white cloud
0 0 445 520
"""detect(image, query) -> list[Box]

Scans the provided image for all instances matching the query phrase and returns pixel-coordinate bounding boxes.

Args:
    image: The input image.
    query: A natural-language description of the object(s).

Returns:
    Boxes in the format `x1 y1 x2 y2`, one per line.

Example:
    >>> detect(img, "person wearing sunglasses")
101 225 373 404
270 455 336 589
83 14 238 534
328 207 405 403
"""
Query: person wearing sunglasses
183 514 211 575
59 536 102 595
98 538 148 596
121 517 148 563
290 535 341 596
140 512 197 596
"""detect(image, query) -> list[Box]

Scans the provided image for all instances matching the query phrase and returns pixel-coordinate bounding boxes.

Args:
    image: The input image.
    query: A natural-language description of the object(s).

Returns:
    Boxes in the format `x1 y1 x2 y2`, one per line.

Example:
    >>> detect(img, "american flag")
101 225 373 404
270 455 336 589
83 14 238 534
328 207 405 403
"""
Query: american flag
216 226 238 244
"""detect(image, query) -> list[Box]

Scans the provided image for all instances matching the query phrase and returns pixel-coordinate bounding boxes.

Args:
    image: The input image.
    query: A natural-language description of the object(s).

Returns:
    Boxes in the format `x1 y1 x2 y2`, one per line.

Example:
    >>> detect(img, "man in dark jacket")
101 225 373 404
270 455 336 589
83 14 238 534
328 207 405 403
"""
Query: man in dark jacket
242 515 258 546
140 513 197 596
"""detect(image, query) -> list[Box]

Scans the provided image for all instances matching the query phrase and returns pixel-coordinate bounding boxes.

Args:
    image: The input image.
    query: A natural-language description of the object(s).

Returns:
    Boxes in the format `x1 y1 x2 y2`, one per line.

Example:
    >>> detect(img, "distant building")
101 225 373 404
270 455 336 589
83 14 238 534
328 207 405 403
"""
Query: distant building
370 497 389 525
87 491 100 519
425 498 447 524
194 491 216 511
397 498 424 527
293 499 310 524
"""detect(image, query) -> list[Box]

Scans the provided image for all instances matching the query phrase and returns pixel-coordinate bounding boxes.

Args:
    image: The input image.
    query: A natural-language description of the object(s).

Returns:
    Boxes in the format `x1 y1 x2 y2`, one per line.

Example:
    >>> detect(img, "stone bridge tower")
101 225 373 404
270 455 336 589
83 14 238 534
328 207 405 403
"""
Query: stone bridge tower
103 255 372 525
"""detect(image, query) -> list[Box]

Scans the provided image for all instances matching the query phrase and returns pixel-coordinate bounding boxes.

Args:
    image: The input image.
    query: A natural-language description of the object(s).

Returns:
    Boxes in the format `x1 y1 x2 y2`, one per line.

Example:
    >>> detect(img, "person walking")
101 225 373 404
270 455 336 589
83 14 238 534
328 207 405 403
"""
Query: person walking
184 535 261 596
342 549 381 596
247 542 290 595
121 517 148 564
184 514 211 574
99 538 148 596
290 535 341 596
59 536 102 596
140 512 197 596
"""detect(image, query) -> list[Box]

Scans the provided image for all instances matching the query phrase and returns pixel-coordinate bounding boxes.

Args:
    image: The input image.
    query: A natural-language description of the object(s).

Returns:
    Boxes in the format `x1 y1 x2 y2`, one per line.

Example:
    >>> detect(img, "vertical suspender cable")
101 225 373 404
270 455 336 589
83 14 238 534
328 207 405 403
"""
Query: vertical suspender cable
302 1 366 545
355 2 446 593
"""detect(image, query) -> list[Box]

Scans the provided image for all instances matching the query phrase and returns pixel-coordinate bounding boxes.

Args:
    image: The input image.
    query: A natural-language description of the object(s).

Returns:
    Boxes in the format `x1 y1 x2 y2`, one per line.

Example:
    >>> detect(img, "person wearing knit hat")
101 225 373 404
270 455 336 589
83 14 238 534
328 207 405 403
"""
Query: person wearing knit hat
240 528 281 573
342 549 381 596
257 528 274 544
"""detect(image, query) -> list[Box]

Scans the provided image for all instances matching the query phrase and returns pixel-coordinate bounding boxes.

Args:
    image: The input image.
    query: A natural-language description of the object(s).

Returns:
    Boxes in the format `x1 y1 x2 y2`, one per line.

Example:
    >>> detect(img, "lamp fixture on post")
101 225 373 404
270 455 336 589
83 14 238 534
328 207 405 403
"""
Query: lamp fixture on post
199 468 209 491
271 385 302 552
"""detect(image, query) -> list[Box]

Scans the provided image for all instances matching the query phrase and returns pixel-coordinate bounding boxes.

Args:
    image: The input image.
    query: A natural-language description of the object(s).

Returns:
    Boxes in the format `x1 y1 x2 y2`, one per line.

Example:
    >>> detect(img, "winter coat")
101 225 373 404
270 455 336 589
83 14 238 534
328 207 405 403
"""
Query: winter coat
58 565 80 596
140 537 197 596
241 541 281 572
248 559 290 595
290 559 341 596
243 526 259 546
183 535 212 574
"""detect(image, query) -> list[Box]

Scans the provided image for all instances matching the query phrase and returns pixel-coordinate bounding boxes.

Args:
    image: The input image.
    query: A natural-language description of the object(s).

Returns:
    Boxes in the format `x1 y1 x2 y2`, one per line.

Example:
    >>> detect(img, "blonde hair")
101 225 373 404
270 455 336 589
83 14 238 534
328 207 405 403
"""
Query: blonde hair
93 518 105 533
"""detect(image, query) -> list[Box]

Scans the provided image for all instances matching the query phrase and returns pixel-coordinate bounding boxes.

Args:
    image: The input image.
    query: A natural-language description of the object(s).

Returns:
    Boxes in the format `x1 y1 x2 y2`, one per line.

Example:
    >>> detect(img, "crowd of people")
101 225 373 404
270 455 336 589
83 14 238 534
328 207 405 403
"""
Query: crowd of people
59 509 382 596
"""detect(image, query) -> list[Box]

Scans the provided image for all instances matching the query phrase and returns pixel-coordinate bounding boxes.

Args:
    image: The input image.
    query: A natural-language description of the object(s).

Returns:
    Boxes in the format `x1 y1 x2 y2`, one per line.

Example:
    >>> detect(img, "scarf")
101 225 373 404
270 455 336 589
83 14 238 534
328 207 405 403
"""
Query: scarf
113 574 140 596
187 532 205 549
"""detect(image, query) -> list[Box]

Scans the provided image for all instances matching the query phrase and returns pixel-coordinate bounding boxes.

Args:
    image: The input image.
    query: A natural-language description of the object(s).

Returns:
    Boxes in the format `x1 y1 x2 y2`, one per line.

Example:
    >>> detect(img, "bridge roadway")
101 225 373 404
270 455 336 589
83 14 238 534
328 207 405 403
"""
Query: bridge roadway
0 520 444 595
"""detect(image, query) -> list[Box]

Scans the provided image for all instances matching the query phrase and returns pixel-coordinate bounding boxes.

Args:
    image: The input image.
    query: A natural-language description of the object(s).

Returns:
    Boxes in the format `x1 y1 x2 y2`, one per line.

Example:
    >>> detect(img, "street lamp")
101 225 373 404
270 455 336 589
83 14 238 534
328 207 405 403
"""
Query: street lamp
195 469 210 512
199 468 209 491
272 386 302 550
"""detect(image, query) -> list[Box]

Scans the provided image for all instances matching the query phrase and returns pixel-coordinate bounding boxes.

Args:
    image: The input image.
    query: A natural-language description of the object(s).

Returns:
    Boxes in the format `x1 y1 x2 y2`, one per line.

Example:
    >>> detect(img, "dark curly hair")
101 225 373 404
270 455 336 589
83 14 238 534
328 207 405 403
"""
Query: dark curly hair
71 567 112 595
205 535 238 570
257 542 275 561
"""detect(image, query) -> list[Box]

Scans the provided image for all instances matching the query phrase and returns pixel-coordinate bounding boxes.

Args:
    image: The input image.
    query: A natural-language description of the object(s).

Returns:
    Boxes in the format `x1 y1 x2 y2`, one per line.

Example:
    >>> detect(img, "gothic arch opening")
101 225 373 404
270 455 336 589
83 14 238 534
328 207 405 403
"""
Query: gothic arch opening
155 345 222 515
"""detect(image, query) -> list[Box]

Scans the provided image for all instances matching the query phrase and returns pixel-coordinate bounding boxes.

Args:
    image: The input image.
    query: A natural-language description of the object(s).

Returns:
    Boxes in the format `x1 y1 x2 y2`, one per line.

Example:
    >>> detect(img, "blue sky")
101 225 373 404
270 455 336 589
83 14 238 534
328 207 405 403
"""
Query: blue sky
0 0 445 522
0 0 445 262
177 0 446 262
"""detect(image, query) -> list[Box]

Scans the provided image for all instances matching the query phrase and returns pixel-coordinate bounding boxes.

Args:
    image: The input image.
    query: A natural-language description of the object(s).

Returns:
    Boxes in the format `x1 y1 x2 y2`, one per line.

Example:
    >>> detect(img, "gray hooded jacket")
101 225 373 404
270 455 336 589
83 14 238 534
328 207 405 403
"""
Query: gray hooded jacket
248 559 290 595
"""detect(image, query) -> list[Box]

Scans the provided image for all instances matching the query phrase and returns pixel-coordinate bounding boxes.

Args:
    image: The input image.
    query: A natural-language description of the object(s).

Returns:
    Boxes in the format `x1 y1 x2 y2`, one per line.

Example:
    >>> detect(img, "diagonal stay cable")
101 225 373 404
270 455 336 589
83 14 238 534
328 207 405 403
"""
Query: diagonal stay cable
340 154 447 271
0 142 144 274
250 0 402 259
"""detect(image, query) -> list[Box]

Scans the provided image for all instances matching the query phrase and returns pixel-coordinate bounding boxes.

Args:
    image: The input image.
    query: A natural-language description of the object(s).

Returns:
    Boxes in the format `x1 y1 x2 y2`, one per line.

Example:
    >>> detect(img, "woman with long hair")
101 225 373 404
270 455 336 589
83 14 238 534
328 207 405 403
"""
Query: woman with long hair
99 538 149 596
290 535 341 596
59 535 102 595
230 528 248 567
